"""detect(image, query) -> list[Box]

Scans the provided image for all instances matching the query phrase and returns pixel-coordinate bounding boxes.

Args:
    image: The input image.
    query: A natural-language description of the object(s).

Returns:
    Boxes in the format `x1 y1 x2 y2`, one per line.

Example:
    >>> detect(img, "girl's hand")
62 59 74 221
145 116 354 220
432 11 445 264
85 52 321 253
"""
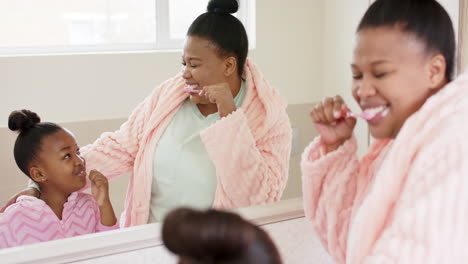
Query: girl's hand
89 170 110 207
200 83 237 117
310 96 357 153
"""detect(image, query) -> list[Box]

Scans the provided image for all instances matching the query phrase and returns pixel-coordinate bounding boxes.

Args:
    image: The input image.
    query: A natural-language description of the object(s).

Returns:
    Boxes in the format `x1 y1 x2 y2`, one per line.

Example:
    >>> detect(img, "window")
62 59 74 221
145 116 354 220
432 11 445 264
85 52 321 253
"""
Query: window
0 0 255 56
157 0 255 49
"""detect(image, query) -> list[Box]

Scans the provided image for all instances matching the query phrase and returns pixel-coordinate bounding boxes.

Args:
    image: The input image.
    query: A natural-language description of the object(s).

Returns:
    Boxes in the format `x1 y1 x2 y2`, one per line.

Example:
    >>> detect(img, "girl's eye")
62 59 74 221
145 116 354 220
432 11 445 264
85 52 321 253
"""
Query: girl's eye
64 154 71 159
190 64 198 68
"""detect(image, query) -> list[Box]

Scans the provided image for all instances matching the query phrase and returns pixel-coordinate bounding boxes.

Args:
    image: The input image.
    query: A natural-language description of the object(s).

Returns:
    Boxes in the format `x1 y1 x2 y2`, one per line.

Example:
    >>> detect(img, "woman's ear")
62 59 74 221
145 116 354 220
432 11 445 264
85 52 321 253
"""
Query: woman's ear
223 56 238 77
427 54 447 90
29 166 46 183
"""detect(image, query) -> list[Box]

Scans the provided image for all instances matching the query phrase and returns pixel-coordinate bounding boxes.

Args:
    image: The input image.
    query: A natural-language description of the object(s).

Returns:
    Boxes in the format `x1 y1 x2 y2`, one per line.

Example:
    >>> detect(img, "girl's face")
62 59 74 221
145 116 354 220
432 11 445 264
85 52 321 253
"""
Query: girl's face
351 26 446 139
33 129 86 194
182 36 229 105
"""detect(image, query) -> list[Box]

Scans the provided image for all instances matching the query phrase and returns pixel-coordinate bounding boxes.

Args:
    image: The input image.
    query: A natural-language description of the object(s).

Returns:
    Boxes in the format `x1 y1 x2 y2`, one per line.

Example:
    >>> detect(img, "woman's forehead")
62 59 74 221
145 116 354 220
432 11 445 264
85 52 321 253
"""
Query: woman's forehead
353 27 427 65
183 37 218 58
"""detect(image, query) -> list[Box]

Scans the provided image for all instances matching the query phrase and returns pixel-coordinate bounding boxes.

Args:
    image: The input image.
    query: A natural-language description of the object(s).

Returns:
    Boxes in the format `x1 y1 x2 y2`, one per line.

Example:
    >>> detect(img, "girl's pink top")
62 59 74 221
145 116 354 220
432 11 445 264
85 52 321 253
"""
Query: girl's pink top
0 192 119 249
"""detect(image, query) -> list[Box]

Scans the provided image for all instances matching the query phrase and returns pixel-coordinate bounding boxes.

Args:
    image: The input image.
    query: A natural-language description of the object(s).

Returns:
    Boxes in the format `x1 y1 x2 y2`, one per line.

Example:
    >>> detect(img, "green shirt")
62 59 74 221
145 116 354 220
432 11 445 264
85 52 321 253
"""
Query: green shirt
148 82 246 222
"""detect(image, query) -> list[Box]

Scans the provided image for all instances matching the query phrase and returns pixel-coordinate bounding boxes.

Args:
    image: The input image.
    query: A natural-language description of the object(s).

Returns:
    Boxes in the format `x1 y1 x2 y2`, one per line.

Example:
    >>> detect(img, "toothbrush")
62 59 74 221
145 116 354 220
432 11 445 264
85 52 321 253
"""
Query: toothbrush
346 108 389 121
183 86 197 93
346 111 375 121
184 85 203 95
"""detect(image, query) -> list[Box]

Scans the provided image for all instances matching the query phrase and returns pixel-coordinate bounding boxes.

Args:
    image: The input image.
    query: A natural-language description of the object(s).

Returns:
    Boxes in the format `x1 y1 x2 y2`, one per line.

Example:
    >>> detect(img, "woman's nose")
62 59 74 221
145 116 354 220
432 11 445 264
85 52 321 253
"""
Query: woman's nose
182 65 191 79
356 76 377 98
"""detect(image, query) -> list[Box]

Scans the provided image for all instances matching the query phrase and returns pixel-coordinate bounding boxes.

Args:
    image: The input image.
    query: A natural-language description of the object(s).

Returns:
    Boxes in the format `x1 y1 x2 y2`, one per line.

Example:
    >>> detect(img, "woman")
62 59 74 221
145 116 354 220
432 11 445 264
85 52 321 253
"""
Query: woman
302 0 468 263
3 0 292 227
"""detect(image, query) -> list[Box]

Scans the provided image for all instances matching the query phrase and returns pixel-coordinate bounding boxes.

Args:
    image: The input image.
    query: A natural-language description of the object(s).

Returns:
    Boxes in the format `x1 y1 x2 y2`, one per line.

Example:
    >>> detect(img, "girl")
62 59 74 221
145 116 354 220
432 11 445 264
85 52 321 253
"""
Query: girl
302 0 468 263
0 110 118 248
162 208 282 264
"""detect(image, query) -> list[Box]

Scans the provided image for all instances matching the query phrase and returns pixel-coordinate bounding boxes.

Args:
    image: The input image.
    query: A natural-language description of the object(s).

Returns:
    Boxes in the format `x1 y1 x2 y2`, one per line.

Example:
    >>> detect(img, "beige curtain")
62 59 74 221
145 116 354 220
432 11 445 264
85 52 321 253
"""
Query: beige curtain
458 0 468 73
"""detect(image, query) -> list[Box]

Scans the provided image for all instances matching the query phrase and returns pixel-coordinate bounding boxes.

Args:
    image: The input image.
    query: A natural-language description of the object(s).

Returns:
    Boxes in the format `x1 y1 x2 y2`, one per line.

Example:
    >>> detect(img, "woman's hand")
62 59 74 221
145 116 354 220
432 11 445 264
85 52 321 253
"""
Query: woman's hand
201 83 237 117
0 187 40 212
310 96 357 153
89 170 111 207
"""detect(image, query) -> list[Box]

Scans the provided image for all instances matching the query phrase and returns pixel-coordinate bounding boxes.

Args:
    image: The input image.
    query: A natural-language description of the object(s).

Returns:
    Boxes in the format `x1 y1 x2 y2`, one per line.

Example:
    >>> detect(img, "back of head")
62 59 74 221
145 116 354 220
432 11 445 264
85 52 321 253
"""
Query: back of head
187 0 248 76
358 0 455 81
162 208 282 264
8 110 62 178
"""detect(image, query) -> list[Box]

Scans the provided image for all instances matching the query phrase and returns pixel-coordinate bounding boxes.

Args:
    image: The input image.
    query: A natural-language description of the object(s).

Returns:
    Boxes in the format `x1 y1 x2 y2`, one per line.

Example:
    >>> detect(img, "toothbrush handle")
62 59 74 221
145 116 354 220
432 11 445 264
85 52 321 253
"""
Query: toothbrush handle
184 87 196 93
346 112 358 118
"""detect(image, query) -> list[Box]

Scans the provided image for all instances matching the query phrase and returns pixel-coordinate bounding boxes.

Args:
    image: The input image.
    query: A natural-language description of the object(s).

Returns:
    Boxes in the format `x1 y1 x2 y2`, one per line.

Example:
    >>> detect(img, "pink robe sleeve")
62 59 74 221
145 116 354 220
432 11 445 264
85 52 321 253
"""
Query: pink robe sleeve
200 108 292 208
24 83 164 192
79 82 166 182
301 136 360 264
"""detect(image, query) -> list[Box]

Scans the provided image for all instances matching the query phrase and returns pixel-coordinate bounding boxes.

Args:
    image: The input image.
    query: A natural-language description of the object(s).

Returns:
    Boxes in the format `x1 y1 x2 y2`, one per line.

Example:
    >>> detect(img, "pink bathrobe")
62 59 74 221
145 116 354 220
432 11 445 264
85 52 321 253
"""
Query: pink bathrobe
0 193 118 249
302 72 468 264
81 59 292 227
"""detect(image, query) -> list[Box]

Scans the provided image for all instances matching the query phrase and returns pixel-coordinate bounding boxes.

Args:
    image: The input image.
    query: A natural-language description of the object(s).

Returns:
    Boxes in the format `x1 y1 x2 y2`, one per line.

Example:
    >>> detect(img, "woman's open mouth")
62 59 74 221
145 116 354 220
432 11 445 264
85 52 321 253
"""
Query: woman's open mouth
363 105 390 124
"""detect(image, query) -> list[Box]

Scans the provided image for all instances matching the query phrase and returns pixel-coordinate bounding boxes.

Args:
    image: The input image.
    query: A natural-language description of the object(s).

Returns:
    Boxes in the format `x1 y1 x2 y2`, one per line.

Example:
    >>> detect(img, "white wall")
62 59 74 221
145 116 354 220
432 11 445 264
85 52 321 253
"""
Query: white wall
321 0 370 156
460 0 468 73
251 0 324 105
1 52 180 125
0 0 325 126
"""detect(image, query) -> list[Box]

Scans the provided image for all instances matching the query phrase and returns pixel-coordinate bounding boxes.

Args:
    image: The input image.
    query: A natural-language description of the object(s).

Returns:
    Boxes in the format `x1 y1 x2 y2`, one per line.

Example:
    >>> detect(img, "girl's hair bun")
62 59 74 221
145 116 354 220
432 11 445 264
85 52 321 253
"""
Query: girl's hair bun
8 110 41 133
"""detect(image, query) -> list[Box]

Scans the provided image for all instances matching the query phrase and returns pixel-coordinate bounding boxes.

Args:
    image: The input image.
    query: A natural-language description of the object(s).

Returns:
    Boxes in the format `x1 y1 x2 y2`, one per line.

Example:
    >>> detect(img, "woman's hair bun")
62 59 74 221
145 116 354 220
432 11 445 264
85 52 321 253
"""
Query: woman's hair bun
207 0 239 14
8 109 41 133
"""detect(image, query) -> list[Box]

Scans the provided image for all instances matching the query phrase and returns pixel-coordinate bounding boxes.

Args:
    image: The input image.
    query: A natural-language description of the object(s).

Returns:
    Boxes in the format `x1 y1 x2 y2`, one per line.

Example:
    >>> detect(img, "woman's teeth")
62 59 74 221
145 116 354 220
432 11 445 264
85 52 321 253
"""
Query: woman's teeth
184 84 199 93
381 108 389 117
363 105 388 119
